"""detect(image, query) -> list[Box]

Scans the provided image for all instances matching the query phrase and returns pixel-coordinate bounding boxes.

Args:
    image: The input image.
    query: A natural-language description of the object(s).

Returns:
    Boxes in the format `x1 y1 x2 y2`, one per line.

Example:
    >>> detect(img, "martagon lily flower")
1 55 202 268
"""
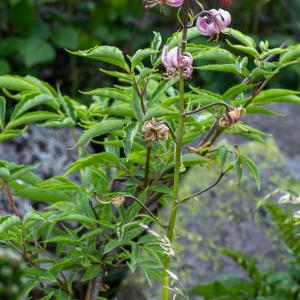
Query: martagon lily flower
162 46 193 79
196 9 231 37
145 0 184 9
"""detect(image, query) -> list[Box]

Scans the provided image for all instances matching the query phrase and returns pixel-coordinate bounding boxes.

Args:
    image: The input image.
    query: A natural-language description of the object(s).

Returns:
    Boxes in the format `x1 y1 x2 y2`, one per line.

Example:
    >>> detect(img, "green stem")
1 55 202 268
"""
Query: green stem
144 144 151 188
162 2 189 298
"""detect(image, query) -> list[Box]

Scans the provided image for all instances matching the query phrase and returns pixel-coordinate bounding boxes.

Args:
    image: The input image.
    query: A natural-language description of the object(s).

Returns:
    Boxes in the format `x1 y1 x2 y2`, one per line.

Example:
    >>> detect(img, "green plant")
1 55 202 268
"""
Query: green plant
0 0 300 299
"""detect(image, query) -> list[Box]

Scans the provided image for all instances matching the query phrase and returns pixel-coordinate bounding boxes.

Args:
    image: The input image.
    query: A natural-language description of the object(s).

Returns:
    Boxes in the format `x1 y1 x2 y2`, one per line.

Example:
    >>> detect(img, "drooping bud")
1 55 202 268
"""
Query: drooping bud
145 0 184 9
162 46 193 79
112 196 126 206
220 0 232 7
219 106 246 128
142 119 169 142
196 9 231 37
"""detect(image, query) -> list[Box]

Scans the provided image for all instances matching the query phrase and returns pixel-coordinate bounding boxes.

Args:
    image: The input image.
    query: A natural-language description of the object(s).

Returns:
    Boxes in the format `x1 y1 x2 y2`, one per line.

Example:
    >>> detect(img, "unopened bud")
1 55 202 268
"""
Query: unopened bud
112 196 126 206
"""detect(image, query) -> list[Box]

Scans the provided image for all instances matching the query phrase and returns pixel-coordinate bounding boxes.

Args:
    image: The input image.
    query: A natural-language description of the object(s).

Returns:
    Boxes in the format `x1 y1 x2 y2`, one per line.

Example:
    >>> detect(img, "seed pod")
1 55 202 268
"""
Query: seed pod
219 106 246 128
142 120 169 142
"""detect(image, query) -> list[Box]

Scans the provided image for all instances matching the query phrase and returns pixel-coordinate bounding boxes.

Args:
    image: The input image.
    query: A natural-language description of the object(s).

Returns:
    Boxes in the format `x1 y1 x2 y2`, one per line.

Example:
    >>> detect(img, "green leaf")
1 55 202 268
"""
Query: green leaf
10 184 73 203
240 154 261 190
6 111 59 129
193 47 236 63
143 106 177 121
223 83 255 100
82 265 101 281
195 64 246 75
68 45 130 72
76 119 126 146
226 40 259 57
131 48 157 70
150 31 162 65
99 69 133 82
0 167 11 180
0 75 38 92
19 37 55 67
132 85 144 122
0 216 20 232
280 45 300 64
150 77 179 104
65 152 120 175
123 122 139 157
246 106 283 116
0 96 6 130
0 128 26 142
181 153 208 167
223 28 256 48
81 88 131 103
235 155 243 184
101 104 134 118
253 89 300 104
218 147 228 171
11 93 59 119
51 26 78 49
52 214 95 227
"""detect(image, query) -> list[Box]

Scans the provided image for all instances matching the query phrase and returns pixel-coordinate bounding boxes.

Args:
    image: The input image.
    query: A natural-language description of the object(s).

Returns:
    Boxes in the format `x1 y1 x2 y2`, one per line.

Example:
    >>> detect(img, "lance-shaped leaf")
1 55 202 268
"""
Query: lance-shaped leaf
252 89 300 104
11 93 60 120
223 28 256 48
81 88 131 103
76 119 126 146
240 153 261 190
6 112 60 129
131 48 157 70
68 46 130 72
123 122 140 157
65 152 120 175
193 47 236 64
280 45 300 64
0 75 38 92
195 64 248 76
226 40 259 58
0 96 6 130
223 83 256 100
132 85 144 122
143 106 177 121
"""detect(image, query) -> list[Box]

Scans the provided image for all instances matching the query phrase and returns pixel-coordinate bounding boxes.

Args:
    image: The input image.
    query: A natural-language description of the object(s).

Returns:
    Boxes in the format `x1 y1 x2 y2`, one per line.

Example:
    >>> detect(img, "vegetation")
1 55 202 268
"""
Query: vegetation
0 0 299 299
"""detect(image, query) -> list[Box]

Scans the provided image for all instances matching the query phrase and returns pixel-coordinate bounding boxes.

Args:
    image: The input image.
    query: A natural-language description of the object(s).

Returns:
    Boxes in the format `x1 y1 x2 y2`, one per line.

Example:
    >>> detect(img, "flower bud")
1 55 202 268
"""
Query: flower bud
145 0 184 9
219 106 246 128
196 9 231 37
162 46 193 79
142 120 169 142
220 0 232 7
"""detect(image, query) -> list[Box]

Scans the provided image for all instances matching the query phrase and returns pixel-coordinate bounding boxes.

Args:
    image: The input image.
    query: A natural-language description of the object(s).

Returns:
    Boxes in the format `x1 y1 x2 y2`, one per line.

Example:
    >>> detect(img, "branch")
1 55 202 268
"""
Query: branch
177 172 226 207
183 101 230 117
2 180 20 218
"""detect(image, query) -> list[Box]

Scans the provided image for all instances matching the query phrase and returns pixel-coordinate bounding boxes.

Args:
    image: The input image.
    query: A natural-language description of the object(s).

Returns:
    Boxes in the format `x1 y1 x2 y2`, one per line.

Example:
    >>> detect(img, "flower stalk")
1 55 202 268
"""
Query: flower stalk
162 0 189 298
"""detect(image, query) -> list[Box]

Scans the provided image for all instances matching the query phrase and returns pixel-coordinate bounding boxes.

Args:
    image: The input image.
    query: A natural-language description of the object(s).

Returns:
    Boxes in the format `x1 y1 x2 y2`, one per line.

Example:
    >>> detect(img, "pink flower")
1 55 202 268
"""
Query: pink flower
165 0 184 7
162 46 193 79
196 9 231 37
145 0 184 9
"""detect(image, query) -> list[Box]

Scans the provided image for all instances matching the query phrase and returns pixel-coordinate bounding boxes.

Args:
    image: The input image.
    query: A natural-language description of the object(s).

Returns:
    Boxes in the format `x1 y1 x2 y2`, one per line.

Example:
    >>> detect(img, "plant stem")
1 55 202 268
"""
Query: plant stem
2 180 20 218
162 1 189 298
144 144 151 188
183 101 230 116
